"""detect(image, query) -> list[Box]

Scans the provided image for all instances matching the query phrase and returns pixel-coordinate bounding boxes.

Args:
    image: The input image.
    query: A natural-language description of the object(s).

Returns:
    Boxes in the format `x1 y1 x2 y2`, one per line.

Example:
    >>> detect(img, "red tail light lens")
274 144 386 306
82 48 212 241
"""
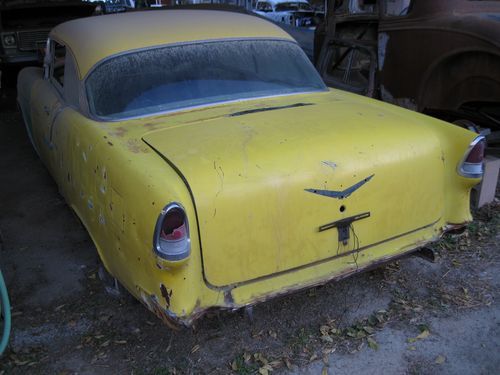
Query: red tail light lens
464 138 485 164
154 203 190 261
458 136 485 178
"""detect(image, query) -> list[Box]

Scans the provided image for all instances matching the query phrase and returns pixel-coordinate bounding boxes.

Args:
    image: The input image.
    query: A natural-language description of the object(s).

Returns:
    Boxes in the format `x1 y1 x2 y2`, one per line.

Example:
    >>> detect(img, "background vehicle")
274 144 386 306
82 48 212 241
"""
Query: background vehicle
315 0 500 150
254 0 322 27
0 0 102 89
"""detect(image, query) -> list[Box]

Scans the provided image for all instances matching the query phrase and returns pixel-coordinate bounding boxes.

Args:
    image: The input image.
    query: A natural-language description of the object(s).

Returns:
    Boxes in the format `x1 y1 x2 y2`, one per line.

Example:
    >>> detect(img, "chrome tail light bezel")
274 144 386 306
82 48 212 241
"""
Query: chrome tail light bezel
153 202 191 261
457 135 486 179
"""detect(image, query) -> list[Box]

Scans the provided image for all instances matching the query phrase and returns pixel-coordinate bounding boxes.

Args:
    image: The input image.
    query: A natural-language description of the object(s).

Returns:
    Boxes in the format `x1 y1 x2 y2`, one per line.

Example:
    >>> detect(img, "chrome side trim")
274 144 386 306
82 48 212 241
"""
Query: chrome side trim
93 90 328 123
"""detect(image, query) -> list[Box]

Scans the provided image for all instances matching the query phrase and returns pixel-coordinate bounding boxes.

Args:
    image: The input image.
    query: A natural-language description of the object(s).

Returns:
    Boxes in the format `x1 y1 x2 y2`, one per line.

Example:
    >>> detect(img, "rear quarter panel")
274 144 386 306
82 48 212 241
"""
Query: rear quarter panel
50 109 211 320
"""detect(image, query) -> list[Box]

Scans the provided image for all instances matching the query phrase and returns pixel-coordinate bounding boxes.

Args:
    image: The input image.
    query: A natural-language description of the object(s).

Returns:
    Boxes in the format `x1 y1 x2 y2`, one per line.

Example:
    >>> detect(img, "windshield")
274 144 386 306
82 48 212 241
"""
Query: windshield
86 39 327 120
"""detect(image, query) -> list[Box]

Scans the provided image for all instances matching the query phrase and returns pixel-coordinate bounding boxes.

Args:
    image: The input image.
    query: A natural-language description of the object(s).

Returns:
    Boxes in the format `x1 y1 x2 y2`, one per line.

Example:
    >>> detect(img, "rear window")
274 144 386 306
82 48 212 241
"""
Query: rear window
86 39 327 120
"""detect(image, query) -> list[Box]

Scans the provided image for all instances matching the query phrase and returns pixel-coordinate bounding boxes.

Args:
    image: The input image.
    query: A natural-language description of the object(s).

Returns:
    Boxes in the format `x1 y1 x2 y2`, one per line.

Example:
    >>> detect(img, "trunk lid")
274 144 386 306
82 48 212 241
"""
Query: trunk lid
143 96 445 287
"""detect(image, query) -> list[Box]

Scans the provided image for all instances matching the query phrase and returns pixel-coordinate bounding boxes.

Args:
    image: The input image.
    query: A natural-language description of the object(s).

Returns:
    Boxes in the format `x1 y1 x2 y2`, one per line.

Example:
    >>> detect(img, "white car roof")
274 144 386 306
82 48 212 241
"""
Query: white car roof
258 0 310 5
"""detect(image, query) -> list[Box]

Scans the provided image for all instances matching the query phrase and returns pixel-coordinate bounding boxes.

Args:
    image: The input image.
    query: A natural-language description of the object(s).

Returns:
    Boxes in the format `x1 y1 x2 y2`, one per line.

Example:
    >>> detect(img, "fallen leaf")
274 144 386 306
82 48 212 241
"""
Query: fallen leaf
254 353 268 365
320 326 330 336
435 355 446 364
367 337 379 350
321 366 329 375
243 352 251 363
259 364 273 375
416 329 430 340
13 359 29 366
363 326 375 334
252 330 264 338
268 360 282 369
190 344 200 354
100 340 110 347
321 335 333 343
408 346 416 351
114 340 127 345
231 360 238 371
284 357 292 370
322 354 329 365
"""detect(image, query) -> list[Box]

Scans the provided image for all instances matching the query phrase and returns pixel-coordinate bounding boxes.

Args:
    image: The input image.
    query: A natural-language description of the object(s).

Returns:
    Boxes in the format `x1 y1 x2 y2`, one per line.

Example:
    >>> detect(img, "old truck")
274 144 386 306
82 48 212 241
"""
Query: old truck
0 0 102 88
314 0 500 145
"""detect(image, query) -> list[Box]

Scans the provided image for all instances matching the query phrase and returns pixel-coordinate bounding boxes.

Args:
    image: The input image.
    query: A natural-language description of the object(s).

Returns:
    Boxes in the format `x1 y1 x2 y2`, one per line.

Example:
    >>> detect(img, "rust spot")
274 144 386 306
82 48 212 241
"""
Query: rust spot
146 296 181 331
160 284 173 308
126 139 150 154
110 127 127 137
143 122 160 131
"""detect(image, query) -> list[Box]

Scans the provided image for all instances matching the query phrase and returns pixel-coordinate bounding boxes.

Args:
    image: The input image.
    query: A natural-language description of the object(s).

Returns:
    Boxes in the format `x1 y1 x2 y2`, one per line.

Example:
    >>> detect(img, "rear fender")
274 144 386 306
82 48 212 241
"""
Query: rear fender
418 49 500 112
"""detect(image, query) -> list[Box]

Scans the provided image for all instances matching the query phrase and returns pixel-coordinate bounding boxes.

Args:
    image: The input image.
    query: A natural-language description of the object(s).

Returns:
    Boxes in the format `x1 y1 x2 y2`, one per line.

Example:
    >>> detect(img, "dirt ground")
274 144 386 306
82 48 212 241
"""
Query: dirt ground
0 91 499 375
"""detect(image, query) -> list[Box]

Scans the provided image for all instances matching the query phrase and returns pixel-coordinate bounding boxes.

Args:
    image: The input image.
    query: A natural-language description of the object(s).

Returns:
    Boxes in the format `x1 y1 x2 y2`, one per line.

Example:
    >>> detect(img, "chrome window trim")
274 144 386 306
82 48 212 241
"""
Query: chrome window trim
457 135 485 178
82 37 327 122
153 202 191 261
91 90 328 122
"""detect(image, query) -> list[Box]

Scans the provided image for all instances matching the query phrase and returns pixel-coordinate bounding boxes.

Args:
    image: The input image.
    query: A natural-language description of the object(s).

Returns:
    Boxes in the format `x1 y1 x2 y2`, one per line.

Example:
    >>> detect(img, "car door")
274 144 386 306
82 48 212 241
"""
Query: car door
30 39 66 172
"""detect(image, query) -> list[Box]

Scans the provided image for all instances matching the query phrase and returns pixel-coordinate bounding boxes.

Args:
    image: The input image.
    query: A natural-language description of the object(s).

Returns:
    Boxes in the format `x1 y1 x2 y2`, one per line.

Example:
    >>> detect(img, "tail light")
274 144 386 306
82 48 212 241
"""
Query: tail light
153 203 190 261
458 136 486 178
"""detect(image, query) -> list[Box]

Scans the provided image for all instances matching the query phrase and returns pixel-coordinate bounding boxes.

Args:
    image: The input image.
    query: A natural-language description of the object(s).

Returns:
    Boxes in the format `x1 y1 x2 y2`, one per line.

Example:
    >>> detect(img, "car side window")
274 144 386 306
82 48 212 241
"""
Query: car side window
51 41 66 89
63 51 80 108
256 2 272 11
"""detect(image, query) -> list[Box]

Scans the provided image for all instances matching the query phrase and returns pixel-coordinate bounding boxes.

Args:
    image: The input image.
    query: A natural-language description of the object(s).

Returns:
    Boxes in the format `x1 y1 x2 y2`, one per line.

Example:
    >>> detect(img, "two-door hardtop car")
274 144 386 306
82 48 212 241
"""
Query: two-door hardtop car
17 10 485 327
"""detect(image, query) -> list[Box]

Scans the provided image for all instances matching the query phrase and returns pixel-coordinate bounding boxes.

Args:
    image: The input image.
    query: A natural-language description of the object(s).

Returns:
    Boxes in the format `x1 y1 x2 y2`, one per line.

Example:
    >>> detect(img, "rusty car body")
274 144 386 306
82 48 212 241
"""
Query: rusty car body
315 0 500 138
17 10 484 327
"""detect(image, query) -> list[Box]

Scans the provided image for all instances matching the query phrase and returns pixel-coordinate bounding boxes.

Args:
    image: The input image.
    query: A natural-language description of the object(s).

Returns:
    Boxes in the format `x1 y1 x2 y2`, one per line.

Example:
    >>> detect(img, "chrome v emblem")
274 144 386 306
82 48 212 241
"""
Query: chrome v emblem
305 174 374 200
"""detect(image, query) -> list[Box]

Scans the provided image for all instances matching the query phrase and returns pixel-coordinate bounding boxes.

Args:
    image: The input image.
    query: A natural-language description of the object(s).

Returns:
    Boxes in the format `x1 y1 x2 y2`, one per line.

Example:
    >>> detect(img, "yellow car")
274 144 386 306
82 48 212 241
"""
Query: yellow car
17 10 485 327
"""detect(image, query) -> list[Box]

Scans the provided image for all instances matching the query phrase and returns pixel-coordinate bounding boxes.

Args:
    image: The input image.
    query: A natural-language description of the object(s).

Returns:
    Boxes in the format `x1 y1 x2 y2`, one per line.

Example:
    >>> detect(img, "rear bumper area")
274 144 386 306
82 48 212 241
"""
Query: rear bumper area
145 217 465 328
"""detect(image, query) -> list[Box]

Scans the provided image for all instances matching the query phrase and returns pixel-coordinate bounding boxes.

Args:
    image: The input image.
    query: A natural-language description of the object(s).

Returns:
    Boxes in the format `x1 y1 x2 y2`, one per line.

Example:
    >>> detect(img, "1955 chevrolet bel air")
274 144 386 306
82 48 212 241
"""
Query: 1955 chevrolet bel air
17 10 485 327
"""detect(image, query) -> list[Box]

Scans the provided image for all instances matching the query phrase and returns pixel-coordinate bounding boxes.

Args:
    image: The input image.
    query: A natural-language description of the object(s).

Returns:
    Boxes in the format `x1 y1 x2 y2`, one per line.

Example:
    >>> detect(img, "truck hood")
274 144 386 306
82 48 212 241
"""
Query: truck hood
142 95 445 287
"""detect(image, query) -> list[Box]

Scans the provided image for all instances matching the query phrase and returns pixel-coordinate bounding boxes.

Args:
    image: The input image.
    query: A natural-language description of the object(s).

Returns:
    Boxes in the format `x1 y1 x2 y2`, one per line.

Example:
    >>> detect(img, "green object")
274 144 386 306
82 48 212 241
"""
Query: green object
0 270 11 355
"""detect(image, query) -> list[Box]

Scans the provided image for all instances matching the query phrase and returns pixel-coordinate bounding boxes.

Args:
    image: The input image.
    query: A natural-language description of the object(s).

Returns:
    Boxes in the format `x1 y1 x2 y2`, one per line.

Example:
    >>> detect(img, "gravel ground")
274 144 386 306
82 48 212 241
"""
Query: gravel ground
0 92 499 375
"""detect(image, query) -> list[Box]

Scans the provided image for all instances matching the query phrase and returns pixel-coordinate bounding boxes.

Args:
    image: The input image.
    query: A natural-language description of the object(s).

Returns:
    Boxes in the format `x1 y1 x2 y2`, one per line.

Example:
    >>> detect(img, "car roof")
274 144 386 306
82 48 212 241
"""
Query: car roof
51 9 294 79
258 0 310 5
